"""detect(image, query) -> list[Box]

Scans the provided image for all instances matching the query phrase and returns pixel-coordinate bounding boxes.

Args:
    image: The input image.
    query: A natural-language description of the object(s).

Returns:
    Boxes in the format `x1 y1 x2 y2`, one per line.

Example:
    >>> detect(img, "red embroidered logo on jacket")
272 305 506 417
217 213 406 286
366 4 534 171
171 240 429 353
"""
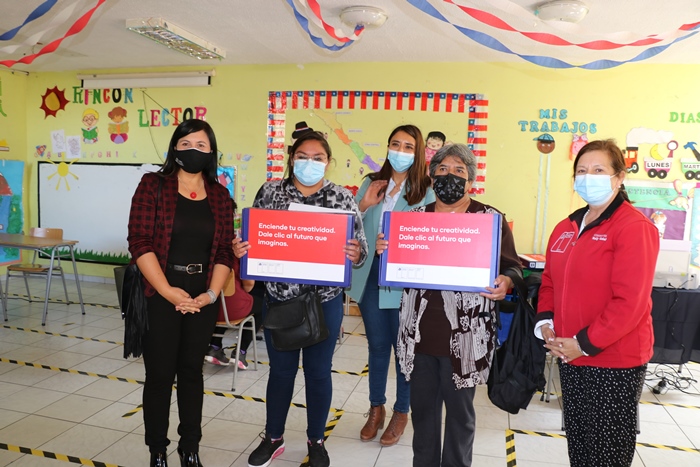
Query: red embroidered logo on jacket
592 234 608 241
550 231 575 253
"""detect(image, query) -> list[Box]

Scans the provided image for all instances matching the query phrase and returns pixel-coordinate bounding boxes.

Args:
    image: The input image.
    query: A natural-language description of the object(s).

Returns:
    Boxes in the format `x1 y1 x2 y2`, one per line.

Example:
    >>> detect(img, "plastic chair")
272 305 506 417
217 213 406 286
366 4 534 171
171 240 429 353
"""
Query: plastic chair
219 292 258 392
4 228 70 314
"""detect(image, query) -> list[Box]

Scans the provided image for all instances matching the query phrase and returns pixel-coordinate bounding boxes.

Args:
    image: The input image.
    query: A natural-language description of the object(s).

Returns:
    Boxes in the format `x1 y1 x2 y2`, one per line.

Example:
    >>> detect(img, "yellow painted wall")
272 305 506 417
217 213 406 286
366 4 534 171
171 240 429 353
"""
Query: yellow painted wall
17 62 700 278
0 70 28 214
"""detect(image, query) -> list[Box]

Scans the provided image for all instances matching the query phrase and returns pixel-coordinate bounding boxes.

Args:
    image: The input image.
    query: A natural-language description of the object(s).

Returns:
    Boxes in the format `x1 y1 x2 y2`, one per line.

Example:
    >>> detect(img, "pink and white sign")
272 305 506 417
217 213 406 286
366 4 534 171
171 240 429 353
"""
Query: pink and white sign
379 211 501 292
240 208 354 286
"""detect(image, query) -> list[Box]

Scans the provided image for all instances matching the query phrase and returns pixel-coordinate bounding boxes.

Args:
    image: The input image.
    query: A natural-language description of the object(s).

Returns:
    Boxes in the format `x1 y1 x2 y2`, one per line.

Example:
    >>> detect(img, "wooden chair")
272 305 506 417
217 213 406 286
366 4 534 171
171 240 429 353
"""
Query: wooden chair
4 228 70 315
218 272 258 392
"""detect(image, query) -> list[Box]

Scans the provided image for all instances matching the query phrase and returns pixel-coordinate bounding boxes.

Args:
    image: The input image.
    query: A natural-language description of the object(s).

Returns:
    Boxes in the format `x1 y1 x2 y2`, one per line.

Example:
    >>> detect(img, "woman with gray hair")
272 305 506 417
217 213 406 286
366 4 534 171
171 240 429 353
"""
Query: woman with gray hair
377 143 522 466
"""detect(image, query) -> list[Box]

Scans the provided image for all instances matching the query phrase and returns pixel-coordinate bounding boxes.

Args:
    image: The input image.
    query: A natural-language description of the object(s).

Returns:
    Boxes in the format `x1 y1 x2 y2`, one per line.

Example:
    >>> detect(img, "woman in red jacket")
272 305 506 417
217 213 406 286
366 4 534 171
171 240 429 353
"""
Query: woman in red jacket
536 139 659 467
128 119 234 467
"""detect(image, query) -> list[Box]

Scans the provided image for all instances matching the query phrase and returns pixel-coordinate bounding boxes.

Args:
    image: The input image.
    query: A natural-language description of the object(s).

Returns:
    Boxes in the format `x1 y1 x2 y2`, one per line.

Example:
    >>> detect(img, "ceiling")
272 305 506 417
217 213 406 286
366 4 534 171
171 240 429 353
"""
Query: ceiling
3 0 700 73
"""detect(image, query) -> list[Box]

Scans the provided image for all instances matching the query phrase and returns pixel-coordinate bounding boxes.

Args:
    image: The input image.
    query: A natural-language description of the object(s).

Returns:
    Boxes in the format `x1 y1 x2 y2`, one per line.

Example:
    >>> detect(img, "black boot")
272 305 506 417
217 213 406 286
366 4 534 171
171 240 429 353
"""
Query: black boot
150 452 168 467
177 448 203 467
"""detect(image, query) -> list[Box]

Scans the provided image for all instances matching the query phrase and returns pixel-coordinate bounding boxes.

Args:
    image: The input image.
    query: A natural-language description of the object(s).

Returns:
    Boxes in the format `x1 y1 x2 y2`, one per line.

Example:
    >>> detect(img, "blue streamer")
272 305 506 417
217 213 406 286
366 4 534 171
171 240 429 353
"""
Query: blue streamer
407 0 700 70
286 0 355 51
0 0 58 41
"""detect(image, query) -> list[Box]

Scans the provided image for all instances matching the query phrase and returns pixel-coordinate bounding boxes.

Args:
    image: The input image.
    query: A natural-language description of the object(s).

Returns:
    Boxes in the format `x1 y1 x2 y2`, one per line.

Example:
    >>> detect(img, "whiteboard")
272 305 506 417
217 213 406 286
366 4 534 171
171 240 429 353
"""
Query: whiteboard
38 162 160 264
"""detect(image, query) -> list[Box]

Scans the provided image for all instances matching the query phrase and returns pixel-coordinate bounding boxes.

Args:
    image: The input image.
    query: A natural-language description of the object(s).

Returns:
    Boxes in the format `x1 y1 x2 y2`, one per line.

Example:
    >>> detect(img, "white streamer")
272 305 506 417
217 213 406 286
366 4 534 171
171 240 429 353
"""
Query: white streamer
0 0 82 55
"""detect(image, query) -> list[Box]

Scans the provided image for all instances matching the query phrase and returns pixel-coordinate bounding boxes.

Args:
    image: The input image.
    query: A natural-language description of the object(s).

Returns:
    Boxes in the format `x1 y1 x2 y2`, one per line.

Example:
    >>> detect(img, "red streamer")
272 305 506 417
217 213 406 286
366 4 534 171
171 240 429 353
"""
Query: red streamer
444 0 700 50
0 0 106 68
305 0 364 43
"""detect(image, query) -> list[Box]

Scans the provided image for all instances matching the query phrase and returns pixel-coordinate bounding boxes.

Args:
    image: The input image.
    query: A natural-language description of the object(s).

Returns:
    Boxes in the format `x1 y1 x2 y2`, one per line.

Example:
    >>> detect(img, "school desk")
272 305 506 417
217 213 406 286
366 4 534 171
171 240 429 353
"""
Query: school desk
0 233 85 325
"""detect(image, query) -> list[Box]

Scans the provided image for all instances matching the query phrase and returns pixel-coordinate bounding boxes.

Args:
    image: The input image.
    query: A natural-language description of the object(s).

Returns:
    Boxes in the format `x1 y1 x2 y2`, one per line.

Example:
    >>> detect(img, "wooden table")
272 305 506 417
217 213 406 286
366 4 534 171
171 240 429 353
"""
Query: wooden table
0 233 85 325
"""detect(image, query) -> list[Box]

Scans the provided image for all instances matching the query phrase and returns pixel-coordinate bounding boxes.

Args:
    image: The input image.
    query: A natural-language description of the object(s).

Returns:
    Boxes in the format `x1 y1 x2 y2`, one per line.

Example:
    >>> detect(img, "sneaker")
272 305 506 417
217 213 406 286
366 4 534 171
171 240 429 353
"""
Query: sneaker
301 439 330 467
248 432 284 467
204 346 230 366
234 348 249 370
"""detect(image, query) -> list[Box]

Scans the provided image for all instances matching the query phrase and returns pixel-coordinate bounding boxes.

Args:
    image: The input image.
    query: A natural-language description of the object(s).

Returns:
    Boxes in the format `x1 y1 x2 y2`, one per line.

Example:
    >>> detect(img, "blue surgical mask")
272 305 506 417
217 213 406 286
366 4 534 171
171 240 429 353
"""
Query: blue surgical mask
574 174 615 206
387 150 414 173
293 159 326 186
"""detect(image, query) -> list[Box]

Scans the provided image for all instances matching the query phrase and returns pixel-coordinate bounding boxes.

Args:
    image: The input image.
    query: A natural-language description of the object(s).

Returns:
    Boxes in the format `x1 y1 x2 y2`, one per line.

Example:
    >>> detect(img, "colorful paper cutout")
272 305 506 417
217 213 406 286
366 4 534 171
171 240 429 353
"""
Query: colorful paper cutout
39 86 69 118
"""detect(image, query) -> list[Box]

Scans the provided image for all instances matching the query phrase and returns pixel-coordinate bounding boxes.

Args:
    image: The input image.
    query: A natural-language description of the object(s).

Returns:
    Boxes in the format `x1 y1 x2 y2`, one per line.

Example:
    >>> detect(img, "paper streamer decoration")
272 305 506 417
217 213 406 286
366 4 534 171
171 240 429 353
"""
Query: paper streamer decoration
407 0 700 70
0 0 57 41
305 0 365 42
443 0 700 50
0 0 106 68
0 0 82 56
286 0 361 50
484 0 699 41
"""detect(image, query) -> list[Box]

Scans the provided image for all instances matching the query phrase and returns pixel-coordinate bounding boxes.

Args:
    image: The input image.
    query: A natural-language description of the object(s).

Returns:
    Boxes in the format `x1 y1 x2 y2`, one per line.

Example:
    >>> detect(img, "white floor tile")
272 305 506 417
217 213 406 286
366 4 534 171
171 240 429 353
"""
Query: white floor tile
2 280 700 467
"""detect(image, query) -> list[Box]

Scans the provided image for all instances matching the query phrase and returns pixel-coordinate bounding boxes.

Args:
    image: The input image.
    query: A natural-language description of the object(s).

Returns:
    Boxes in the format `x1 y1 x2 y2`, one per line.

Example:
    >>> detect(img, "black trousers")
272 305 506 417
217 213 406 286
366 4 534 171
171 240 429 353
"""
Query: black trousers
559 363 646 467
410 353 477 467
142 271 217 453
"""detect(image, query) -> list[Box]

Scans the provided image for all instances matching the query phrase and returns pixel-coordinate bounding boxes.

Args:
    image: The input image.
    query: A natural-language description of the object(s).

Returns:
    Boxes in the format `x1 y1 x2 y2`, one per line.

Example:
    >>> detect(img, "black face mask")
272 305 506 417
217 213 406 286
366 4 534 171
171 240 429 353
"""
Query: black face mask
174 148 212 174
433 173 467 205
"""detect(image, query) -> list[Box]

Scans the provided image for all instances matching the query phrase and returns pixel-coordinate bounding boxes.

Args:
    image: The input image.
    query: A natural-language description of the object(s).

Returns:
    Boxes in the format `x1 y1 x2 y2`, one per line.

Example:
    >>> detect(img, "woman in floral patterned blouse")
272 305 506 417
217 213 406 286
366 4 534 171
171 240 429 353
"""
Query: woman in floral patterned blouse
377 143 521 467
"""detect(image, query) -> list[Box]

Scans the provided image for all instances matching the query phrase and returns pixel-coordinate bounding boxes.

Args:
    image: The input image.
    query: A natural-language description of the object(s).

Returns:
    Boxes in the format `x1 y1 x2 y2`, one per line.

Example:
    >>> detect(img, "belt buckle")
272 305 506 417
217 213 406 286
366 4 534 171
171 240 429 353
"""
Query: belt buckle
186 263 203 274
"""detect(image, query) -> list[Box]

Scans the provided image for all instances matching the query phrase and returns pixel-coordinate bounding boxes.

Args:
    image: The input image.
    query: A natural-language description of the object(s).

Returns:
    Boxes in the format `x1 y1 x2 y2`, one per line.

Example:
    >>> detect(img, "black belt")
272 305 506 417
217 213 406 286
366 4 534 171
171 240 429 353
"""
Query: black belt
166 263 206 274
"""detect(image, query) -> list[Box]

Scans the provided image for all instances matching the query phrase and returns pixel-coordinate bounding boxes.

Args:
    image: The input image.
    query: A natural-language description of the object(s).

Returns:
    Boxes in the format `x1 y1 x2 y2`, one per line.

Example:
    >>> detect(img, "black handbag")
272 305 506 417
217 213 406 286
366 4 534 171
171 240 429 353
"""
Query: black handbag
487 274 547 414
115 177 162 359
115 264 148 358
264 288 329 351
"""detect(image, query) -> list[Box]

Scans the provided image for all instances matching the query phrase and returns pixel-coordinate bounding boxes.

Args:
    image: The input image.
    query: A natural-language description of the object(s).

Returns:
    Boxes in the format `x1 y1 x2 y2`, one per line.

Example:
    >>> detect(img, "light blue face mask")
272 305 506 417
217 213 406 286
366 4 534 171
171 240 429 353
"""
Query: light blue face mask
574 174 615 206
387 150 414 173
293 159 326 186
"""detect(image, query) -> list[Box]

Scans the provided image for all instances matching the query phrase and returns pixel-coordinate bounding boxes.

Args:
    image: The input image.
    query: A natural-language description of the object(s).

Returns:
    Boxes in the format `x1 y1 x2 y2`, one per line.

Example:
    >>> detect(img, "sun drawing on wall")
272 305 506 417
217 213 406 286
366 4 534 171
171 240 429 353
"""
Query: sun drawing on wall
46 158 79 190
40 86 70 118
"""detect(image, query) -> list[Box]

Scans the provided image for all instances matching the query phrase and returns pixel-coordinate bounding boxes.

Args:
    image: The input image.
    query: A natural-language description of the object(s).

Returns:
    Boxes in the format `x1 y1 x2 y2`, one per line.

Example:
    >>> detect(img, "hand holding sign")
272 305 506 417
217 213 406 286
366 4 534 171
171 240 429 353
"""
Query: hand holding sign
232 237 249 258
376 232 388 256
344 238 363 264
379 211 502 293
240 208 355 287
481 274 513 301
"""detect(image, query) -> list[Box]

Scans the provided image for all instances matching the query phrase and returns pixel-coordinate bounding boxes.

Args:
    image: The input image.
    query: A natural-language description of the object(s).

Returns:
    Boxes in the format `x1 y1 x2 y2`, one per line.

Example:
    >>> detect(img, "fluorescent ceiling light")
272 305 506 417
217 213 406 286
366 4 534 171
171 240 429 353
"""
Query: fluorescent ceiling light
77 70 214 89
126 18 226 60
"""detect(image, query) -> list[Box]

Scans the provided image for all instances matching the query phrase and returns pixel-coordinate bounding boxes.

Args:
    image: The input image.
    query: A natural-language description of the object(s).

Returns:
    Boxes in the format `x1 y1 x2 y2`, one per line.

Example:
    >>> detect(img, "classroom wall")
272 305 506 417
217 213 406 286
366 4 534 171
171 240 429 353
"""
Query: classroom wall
7 61 700 278
0 70 29 225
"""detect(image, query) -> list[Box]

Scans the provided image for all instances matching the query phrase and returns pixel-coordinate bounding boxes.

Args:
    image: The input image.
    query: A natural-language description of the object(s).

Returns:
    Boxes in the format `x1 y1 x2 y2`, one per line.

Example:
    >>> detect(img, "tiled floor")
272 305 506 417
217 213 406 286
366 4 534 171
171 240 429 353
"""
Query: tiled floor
1 277 700 466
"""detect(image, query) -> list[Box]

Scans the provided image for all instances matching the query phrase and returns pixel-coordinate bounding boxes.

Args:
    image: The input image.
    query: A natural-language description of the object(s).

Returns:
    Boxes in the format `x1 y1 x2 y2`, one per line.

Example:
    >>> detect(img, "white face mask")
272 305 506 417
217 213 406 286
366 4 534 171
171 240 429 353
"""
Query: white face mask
387 150 414 173
293 159 326 186
574 174 616 206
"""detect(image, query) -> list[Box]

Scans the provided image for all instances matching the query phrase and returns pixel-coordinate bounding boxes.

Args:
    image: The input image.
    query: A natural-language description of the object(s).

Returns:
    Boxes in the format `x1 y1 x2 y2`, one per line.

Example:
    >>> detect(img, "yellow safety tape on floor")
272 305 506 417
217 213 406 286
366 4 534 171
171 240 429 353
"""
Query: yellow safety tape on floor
5 292 119 309
505 429 516 467
121 404 143 418
251 359 368 376
510 429 700 454
0 357 143 384
342 331 366 337
0 442 123 466
2 325 123 345
639 400 700 410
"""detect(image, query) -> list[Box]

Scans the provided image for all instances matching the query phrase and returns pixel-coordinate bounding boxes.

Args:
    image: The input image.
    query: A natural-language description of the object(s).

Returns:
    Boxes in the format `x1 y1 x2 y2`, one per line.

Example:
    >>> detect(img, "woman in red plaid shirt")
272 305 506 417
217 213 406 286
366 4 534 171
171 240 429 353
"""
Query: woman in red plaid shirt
128 119 234 467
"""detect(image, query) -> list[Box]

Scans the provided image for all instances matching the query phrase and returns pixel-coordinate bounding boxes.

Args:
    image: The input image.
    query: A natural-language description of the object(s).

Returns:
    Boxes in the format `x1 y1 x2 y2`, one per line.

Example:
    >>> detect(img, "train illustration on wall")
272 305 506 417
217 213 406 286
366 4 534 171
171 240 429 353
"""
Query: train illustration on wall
624 140 700 180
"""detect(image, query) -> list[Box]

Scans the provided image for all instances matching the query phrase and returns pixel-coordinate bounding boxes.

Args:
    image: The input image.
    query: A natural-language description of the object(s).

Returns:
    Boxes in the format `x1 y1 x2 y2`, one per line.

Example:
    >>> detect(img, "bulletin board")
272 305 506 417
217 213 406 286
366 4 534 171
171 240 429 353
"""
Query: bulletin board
266 91 488 195
38 161 159 264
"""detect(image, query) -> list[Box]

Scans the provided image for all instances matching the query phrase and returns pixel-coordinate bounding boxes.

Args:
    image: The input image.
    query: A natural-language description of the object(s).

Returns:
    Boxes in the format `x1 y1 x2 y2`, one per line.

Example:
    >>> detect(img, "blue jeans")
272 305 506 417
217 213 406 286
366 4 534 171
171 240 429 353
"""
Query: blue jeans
263 293 343 440
358 257 410 413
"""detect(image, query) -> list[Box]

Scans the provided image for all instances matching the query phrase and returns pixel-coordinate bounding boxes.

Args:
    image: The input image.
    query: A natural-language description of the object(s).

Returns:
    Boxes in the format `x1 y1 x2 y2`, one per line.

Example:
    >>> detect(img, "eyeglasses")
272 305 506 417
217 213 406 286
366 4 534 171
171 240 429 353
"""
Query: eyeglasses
293 152 328 163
